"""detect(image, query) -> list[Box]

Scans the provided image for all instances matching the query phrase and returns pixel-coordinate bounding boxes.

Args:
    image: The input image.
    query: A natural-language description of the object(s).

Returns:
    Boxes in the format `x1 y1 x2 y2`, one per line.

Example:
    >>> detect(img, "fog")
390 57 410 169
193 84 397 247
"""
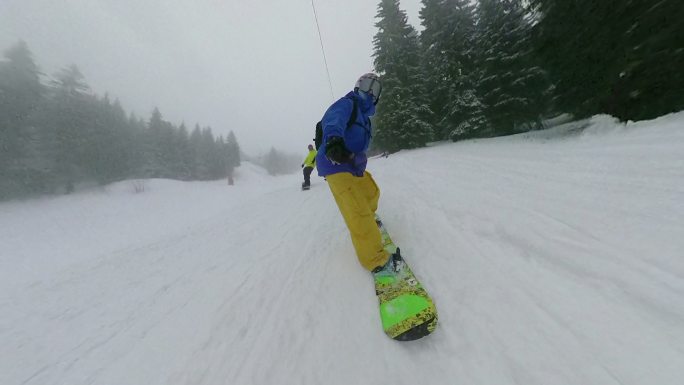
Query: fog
0 0 421 155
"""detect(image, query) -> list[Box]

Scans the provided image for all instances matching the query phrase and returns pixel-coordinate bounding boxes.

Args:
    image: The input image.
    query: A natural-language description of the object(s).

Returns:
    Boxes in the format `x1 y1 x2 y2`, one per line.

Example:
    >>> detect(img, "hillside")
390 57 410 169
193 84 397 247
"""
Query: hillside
1 113 683 385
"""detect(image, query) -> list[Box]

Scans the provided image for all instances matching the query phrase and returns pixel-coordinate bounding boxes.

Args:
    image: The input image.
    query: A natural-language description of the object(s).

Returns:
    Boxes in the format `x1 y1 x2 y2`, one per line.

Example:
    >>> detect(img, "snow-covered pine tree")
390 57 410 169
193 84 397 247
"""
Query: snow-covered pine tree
145 107 166 178
199 127 217 180
0 41 45 198
125 113 147 179
617 0 684 121
476 0 551 136
49 64 95 192
372 0 433 153
418 0 450 140
225 130 241 169
189 124 204 179
526 0 684 121
420 0 487 141
106 99 137 181
263 147 291 176
447 88 489 140
209 135 225 179
530 0 608 119
86 95 133 185
174 123 193 180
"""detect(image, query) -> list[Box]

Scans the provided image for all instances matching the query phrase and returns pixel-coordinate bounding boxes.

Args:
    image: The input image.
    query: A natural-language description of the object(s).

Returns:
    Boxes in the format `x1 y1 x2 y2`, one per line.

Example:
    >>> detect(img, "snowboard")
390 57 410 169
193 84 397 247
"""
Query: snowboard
373 215 438 341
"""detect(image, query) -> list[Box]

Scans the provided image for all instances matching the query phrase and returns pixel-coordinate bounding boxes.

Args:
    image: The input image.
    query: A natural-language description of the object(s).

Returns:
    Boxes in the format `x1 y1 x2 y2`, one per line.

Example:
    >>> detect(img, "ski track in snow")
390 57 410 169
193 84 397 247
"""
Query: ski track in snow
1 113 684 385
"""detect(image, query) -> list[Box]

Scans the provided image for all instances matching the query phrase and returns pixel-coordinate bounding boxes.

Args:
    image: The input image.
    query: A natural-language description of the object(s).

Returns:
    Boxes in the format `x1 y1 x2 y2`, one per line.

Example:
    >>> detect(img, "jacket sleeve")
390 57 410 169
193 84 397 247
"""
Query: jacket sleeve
321 97 353 143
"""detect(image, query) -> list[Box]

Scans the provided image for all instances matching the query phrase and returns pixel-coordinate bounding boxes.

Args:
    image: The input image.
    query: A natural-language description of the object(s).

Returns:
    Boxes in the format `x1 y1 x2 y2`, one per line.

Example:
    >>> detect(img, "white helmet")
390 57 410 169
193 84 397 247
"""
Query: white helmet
354 73 382 104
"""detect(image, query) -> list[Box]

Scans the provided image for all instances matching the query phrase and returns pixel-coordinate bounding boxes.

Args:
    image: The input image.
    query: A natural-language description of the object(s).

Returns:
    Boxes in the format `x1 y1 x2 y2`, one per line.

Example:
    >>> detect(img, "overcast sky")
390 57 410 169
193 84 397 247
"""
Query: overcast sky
0 0 422 155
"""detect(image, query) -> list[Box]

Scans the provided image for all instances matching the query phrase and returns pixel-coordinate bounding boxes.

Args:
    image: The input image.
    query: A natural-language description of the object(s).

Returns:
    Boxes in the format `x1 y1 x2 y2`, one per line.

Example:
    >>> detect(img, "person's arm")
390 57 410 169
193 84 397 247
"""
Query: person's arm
321 98 354 164
321 98 353 142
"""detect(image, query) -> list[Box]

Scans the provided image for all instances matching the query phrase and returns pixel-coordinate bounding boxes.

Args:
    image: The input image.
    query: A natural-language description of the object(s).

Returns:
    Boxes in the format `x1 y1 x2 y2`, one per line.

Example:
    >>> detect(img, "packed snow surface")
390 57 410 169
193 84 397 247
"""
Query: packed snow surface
2 113 683 385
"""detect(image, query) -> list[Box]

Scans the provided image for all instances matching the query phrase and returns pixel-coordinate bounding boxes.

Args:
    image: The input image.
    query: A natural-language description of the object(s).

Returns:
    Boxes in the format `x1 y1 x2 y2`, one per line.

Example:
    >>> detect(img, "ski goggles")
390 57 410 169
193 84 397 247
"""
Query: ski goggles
356 77 382 104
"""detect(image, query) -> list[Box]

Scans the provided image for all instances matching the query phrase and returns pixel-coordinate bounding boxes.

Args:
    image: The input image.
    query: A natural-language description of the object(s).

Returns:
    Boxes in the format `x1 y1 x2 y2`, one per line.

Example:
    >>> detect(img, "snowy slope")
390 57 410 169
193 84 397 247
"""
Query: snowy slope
1 113 683 385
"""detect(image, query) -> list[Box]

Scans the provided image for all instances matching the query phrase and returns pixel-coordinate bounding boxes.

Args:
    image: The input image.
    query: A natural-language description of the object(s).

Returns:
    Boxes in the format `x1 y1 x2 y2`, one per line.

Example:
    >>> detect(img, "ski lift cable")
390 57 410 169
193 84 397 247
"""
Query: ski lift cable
310 0 335 101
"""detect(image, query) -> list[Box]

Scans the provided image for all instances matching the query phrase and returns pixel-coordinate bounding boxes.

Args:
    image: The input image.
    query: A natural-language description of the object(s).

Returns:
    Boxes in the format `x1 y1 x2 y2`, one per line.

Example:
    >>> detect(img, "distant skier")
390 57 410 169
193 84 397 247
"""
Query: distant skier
301 144 317 190
316 73 394 272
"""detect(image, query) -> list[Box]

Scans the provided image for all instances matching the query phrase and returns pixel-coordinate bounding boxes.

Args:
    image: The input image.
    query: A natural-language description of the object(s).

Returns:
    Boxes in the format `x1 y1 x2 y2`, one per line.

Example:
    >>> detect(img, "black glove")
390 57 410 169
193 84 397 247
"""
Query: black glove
325 136 353 165
301 163 304 168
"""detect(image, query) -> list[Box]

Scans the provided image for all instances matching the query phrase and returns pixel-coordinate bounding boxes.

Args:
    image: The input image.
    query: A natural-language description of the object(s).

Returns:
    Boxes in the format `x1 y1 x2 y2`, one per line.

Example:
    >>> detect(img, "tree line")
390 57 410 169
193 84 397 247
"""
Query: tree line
0 41 241 201
371 0 684 152
258 147 303 176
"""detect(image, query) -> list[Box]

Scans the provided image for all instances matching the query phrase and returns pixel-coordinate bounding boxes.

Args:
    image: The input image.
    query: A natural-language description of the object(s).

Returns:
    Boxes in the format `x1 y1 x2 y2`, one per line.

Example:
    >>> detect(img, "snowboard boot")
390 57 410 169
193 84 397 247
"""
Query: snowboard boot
372 248 404 276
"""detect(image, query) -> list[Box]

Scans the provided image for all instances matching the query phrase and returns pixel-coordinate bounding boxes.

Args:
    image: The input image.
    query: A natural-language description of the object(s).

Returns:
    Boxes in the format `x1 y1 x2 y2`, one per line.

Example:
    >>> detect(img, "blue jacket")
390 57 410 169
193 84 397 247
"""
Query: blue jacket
316 91 376 177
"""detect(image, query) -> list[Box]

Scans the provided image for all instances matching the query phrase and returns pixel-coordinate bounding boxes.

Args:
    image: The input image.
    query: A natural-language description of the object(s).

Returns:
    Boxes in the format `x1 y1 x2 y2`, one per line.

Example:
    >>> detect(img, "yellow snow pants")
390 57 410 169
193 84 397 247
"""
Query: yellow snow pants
326 171 389 271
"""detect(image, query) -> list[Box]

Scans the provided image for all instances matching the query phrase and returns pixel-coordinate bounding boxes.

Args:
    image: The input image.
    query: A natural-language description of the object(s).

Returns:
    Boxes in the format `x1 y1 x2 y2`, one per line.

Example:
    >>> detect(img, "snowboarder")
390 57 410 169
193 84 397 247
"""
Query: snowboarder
316 73 392 272
301 144 317 190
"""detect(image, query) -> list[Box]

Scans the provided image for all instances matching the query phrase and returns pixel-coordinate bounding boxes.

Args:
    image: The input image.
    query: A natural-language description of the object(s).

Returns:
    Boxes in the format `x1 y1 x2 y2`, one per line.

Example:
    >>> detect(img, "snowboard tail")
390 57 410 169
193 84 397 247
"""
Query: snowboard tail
374 215 437 340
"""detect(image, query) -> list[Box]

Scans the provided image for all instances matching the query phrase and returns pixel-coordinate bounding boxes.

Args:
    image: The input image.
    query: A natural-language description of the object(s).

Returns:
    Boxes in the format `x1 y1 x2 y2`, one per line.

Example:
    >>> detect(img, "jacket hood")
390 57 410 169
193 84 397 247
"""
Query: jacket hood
348 91 376 117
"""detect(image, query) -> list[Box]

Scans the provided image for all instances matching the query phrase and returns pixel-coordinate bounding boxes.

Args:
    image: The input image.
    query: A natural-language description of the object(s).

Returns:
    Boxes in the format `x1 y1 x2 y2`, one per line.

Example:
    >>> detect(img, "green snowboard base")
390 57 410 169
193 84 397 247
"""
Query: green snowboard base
373 215 438 341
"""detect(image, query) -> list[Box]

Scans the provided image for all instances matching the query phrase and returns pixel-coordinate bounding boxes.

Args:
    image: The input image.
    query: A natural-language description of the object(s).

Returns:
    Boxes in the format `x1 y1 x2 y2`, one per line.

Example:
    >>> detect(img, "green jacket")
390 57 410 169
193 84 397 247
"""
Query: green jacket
302 149 317 168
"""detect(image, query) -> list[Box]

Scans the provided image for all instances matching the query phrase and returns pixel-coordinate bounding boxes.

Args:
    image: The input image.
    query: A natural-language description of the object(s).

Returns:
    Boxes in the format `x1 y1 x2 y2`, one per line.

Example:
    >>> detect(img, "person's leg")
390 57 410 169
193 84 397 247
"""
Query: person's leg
327 172 388 271
303 167 313 186
359 171 380 214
